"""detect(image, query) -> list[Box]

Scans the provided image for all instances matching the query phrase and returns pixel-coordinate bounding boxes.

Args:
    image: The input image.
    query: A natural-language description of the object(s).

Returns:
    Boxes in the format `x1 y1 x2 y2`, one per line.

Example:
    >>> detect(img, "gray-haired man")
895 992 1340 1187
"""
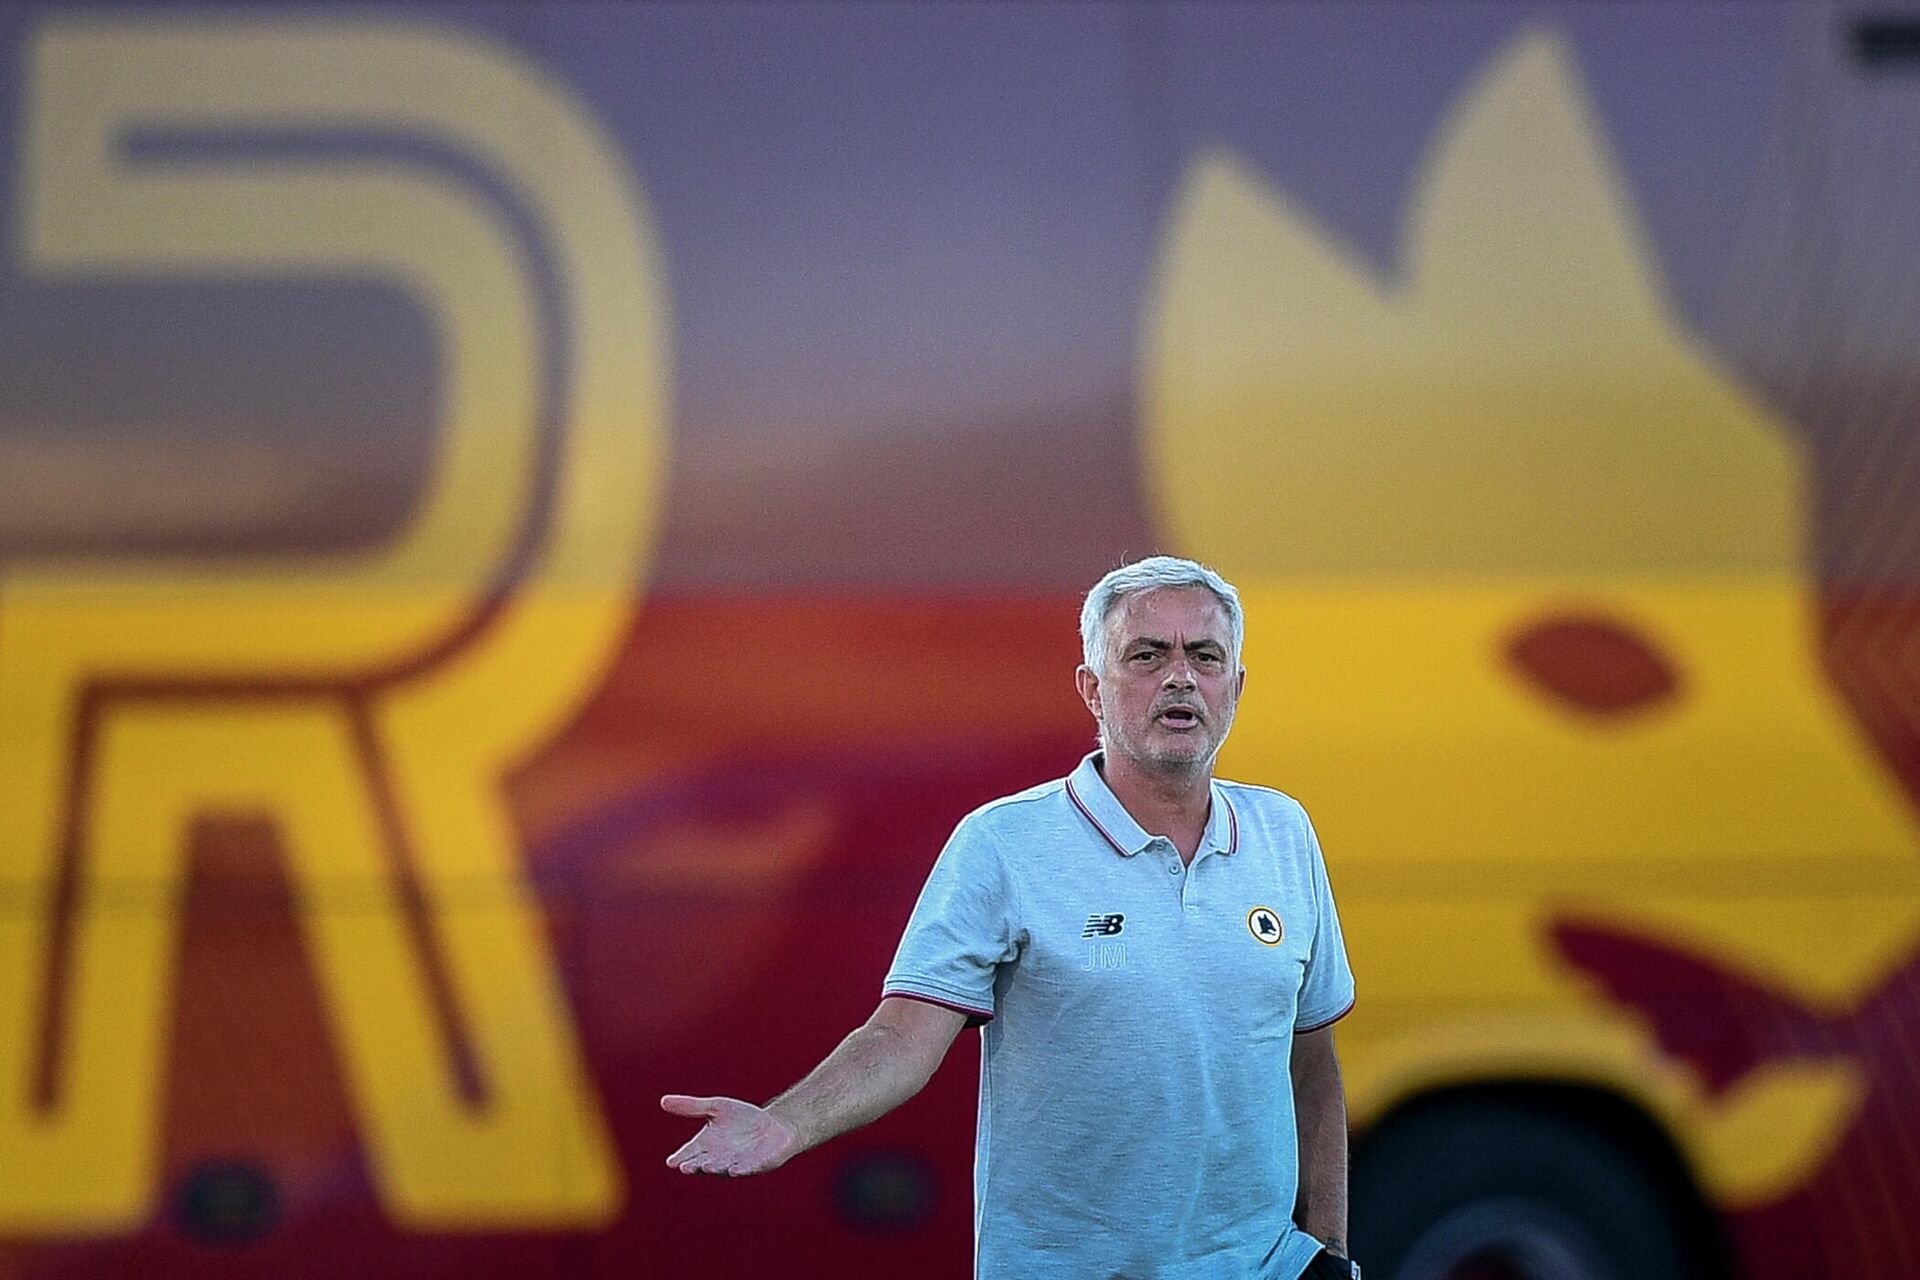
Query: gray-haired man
663 556 1358 1279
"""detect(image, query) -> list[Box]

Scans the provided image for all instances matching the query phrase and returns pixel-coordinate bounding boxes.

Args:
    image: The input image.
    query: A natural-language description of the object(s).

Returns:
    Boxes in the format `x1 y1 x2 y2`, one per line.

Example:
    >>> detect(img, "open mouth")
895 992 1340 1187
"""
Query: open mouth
1157 708 1200 729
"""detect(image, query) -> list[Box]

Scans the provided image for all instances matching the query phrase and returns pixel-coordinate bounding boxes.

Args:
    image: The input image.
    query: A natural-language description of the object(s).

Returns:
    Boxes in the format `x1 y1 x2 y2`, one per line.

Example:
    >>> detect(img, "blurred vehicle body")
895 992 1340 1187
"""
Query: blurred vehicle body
1 5 1916 1279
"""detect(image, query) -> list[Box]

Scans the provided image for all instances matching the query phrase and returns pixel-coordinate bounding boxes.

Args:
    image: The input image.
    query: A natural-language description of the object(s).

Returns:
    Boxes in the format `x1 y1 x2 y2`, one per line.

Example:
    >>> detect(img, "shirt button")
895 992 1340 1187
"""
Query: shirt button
1169 863 1182 875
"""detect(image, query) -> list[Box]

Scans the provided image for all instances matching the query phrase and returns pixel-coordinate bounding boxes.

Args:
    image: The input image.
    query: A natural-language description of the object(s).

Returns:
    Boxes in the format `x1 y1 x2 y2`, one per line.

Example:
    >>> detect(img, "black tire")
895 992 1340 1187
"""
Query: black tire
1350 1095 1707 1280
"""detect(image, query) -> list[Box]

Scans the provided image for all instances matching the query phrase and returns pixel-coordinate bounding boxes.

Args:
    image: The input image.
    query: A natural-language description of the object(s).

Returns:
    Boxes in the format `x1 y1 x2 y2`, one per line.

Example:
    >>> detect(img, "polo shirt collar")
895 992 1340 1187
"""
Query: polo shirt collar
1065 752 1239 859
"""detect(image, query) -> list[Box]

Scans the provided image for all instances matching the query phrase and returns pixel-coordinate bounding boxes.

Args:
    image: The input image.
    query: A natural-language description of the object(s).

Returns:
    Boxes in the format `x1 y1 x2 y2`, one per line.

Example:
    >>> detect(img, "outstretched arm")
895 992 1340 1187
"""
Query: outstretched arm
663 995 969 1176
1291 1025 1349 1256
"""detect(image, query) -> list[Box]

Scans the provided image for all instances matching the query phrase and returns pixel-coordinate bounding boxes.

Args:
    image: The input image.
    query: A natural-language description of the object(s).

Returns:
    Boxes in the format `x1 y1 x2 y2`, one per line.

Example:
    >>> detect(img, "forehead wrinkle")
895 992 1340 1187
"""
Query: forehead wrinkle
1101 588 1236 668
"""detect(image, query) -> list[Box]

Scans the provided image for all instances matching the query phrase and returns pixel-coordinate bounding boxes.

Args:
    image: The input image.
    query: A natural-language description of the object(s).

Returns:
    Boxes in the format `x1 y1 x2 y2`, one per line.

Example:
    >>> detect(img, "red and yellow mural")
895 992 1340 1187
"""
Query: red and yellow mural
1147 28 1920 1277
0 6 1915 1279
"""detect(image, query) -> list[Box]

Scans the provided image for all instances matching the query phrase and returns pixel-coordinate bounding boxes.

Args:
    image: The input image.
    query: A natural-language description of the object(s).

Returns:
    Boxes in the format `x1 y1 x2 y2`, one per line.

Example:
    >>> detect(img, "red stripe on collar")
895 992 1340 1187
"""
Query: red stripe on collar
1064 778 1133 858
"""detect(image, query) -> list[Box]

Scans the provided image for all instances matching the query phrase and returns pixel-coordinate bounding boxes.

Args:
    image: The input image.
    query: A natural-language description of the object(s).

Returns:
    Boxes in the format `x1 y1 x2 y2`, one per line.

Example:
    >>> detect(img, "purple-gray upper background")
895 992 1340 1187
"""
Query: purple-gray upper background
3 2 1912 589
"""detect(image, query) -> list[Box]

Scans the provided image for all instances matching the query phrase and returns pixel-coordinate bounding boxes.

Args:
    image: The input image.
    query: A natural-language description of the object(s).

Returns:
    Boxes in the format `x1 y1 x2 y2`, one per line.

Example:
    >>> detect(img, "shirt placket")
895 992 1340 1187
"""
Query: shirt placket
1180 846 1217 913
1145 838 1209 913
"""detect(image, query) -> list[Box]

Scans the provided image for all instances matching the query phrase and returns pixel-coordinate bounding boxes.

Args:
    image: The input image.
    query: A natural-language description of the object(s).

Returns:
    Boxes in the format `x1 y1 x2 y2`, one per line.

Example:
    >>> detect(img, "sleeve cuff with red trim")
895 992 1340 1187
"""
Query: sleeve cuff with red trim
1294 995 1355 1034
882 983 995 1027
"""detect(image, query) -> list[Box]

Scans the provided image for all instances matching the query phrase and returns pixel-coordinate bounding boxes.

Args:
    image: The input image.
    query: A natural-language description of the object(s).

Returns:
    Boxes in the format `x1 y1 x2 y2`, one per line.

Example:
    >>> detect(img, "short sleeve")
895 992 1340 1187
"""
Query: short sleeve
883 813 1019 1025
1294 815 1356 1033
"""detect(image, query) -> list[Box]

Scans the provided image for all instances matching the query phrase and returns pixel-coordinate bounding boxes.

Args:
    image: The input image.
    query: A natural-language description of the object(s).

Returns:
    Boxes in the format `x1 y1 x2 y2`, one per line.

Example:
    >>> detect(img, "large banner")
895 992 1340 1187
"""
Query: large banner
1 6 1916 1278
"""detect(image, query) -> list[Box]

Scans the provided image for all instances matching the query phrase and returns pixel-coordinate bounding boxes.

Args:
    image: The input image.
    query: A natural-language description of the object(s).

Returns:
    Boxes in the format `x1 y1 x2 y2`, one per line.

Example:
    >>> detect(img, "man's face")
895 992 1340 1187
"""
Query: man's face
1078 587 1245 777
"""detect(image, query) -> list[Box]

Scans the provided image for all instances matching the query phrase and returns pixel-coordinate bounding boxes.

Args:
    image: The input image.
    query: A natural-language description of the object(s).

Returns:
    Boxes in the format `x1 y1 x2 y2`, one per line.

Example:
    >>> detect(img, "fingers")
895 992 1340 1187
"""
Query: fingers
677 1160 750 1177
662 1094 768 1176
666 1129 762 1177
668 1143 757 1177
664 1125 751 1176
666 1134 706 1170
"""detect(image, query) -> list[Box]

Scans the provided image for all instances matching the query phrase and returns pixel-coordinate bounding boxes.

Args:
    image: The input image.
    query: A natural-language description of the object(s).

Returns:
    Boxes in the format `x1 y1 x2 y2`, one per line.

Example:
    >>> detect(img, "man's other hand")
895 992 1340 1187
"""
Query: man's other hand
661 1095 801 1176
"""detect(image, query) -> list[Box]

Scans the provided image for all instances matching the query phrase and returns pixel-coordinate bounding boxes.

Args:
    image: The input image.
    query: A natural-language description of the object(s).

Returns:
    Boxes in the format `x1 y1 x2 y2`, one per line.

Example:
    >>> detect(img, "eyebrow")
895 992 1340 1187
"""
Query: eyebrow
1124 637 1226 654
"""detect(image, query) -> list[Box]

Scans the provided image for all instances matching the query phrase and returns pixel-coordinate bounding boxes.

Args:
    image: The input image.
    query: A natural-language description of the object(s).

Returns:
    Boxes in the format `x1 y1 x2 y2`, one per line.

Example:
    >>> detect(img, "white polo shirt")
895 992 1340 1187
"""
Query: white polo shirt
884 752 1355 1280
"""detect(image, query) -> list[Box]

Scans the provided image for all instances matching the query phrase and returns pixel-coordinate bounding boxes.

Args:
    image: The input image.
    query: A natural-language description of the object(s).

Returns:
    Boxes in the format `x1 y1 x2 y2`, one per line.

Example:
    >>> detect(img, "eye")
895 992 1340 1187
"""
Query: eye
1505 613 1681 717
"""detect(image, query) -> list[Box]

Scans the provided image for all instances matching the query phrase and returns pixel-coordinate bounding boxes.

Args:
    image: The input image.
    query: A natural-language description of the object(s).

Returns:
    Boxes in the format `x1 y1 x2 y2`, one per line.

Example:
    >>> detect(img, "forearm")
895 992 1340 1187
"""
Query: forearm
1294 1050 1349 1254
764 1020 934 1156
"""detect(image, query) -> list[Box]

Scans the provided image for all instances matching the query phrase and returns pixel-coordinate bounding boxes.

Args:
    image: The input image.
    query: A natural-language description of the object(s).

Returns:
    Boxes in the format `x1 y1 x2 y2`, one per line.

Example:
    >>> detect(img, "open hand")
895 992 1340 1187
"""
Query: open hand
661 1095 802 1176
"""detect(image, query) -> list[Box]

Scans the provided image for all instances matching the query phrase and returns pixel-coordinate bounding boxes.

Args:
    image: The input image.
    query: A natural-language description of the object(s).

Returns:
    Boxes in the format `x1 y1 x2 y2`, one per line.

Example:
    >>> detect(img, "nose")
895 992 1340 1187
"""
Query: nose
1163 658 1196 691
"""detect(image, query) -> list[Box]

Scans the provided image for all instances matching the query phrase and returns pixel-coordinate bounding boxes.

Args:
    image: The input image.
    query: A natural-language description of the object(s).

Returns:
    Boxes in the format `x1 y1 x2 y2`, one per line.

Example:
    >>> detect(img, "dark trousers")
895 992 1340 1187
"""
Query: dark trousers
1300 1249 1354 1280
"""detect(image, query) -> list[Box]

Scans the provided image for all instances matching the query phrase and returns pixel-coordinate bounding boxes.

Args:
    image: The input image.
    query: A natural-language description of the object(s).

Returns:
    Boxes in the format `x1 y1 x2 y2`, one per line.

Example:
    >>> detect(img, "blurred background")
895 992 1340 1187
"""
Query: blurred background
2 3 1917 1278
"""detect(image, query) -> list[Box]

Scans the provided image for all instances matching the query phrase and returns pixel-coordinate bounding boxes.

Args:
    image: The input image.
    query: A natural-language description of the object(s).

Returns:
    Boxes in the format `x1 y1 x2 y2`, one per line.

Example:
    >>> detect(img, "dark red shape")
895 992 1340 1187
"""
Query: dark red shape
1506 615 1681 716
1554 917 1920 1279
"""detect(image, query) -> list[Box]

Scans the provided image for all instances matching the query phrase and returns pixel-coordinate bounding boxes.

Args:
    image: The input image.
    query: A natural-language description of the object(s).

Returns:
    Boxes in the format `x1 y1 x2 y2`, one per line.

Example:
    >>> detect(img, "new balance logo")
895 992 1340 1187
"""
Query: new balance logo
1082 913 1125 938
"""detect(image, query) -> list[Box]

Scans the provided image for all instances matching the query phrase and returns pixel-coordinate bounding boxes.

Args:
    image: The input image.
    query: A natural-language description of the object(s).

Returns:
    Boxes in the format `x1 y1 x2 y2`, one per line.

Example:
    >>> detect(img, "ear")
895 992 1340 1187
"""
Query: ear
1075 665 1103 723
1235 667 1246 700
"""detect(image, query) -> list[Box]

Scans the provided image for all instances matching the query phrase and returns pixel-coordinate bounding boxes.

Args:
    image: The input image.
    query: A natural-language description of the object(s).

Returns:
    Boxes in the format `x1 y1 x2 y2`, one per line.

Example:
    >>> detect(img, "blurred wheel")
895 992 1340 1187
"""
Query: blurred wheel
1397 1196 1609 1280
1351 1096 1702 1280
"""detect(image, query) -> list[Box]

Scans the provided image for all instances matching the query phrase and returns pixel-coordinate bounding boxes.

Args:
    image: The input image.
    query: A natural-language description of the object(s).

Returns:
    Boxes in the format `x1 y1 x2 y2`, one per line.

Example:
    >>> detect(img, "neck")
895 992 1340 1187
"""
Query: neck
1097 750 1213 861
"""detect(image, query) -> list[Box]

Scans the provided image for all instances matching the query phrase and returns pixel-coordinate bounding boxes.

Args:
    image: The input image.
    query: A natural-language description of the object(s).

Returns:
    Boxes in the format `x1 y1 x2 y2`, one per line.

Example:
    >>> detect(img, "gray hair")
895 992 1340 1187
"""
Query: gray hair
1079 556 1245 676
